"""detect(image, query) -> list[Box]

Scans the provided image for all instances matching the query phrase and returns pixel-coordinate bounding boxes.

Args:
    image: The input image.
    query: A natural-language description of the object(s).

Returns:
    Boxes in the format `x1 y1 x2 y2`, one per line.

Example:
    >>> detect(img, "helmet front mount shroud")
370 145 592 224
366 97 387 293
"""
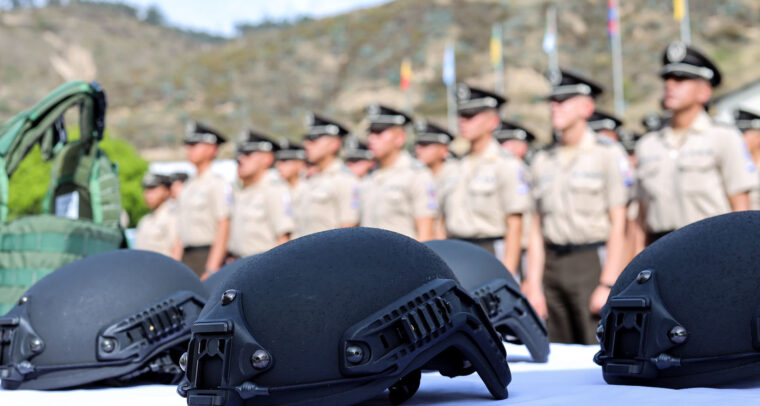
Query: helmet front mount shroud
0 290 205 390
594 268 760 386
179 279 510 406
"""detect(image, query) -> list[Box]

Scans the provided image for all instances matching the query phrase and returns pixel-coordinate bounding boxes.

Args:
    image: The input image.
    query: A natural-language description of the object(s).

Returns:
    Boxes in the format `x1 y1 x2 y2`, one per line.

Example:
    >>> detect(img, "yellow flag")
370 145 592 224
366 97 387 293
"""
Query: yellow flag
673 0 685 21
490 25 502 68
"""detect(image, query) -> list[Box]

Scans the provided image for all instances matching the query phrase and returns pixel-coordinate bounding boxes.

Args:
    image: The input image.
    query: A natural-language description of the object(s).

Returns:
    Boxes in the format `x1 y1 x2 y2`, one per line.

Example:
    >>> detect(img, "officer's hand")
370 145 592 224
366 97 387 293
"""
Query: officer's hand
521 282 548 319
200 271 211 281
589 285 610 315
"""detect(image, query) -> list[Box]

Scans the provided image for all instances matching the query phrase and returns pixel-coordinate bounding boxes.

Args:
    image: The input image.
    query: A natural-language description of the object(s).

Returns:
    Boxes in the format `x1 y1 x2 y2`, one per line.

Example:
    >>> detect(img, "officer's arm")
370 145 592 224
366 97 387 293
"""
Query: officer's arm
433 216 447 240
729 192 750 211
415 217 435 242
502 214 522 274
171 237 183 261
521 211 547 319
589 205 626 315
204 218 230 278
276 234 291 245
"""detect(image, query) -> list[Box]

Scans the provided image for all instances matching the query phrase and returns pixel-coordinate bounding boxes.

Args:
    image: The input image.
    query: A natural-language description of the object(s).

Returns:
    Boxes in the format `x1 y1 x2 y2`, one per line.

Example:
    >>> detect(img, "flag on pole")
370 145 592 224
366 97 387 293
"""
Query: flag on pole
442 43 456 86
542 6 557 55
400 58 412 91
607 0 619 37
490 24 503 68
673 0 685 21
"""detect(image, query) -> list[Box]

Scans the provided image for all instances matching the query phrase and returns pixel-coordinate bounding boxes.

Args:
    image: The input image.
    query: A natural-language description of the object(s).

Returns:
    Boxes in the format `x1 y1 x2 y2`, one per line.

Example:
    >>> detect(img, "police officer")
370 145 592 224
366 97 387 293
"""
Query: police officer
493 120 537 280
292 113 359 238
274 138 307 190
344 136 375 179
734 108 760 210
634 42 756 246
523 69 629 344
444 84 531 273
135 173 180 259
493 119 536 163
168 172 189 204
361 104 437 241
227 129 294 260
413 119 457 240
175 121 231 279
588 109 623 142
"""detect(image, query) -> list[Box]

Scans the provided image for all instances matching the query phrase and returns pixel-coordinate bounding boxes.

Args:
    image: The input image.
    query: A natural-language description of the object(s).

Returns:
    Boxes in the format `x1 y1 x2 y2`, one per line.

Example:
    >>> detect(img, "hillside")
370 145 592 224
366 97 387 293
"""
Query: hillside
1 0 759 160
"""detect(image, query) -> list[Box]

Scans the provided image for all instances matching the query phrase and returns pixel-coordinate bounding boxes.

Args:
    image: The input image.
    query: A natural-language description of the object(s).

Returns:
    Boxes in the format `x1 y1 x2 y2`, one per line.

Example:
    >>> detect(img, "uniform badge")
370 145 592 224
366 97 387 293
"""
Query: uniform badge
456 84 470 102
667 42 687 63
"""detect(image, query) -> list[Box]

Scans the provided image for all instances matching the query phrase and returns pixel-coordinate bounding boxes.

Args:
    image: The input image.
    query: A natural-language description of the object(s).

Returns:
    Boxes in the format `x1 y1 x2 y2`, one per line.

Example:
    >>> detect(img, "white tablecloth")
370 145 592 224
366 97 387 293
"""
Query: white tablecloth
2 343 759 405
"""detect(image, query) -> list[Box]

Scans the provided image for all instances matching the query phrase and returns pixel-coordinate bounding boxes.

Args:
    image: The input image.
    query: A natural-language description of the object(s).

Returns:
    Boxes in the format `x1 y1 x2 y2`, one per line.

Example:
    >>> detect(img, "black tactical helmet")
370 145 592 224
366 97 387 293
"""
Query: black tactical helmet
0 250 206 390
424 240 549 363
179 228 510 405
595 212 760 388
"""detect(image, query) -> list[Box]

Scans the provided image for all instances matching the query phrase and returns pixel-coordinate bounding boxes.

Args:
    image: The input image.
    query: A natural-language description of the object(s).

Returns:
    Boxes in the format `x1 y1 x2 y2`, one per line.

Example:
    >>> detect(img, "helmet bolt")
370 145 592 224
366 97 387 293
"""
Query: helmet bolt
346 345 364 364
668 325 688 344
101 338 116 353
596 323 604 343
29 338 43 352
221 290 237 306
18 296 28 306
179 352 188 372
636 270 652 284
251 350 271 370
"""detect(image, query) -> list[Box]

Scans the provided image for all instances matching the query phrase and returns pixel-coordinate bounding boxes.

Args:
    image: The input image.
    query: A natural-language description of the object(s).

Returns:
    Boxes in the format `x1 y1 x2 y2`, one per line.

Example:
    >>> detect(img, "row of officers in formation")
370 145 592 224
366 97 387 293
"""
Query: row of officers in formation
135 41 760 345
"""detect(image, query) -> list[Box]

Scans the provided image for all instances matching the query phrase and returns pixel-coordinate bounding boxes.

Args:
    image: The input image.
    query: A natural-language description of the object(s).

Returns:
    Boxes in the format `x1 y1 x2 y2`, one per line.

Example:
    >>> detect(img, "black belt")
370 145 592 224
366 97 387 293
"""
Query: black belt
545 241 604 255
183 245 211 252
454 236 502 244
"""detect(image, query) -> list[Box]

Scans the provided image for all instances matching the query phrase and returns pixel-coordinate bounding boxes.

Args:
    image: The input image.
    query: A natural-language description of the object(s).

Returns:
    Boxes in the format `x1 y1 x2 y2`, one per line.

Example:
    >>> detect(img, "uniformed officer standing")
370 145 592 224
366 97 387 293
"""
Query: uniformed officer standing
588 110 623 142
175 122 231 279
227 129 294 260
522 69 629 344
292 113 359 238
275 139 307 191
634 42 756 246
493 119 536 163
413 119 457 240
361 105 437 240
493 120 537 280
135 173 180 259
344 137 375 179
734 108 760 210
443 84 531 273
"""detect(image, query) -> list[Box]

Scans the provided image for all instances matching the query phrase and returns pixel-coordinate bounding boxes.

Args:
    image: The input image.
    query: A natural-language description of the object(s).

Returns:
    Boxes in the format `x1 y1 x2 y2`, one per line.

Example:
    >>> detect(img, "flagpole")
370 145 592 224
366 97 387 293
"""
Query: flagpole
608 0 625 115
681 0 691 44
491 23 505 95
543 5 559 80
442 43 457 134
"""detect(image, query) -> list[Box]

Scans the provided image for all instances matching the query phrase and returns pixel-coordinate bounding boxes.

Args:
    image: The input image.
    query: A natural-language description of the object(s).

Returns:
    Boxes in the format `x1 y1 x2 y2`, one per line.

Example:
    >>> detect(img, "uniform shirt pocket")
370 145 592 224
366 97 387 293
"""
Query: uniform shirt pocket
677 154 716 193
569 175 605 214
468 175 498 215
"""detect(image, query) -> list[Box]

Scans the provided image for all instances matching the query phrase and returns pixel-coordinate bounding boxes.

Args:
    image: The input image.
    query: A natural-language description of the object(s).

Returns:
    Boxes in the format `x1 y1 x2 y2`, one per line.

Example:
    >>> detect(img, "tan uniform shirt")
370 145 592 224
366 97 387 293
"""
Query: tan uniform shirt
227 170 294 257
292 158 359 238
444 139 532 238
532 129 629 245
635 112 756 232
749 170 760 210
360 152 438 239
435 159 459 217
135 202 178 257
177 169 232 247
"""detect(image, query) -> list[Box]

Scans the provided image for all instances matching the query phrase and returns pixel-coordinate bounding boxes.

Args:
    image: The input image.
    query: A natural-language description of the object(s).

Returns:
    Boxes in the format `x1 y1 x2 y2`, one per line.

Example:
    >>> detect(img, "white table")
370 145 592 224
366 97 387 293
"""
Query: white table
2 343 759 405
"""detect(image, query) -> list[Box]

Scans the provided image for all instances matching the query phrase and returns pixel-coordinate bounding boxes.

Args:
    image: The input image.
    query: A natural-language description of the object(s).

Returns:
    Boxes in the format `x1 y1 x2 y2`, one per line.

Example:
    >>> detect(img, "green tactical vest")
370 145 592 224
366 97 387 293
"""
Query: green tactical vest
0 81 125 315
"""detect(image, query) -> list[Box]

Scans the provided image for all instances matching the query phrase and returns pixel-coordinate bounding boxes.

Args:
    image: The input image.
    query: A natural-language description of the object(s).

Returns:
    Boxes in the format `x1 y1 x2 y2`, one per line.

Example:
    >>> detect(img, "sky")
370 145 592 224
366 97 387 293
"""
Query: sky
124 0 393 37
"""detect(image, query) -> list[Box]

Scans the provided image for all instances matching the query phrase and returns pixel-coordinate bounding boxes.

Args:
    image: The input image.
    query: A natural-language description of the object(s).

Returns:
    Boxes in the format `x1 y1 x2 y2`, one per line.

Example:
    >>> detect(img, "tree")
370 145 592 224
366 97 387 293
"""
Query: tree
144 4 165 26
